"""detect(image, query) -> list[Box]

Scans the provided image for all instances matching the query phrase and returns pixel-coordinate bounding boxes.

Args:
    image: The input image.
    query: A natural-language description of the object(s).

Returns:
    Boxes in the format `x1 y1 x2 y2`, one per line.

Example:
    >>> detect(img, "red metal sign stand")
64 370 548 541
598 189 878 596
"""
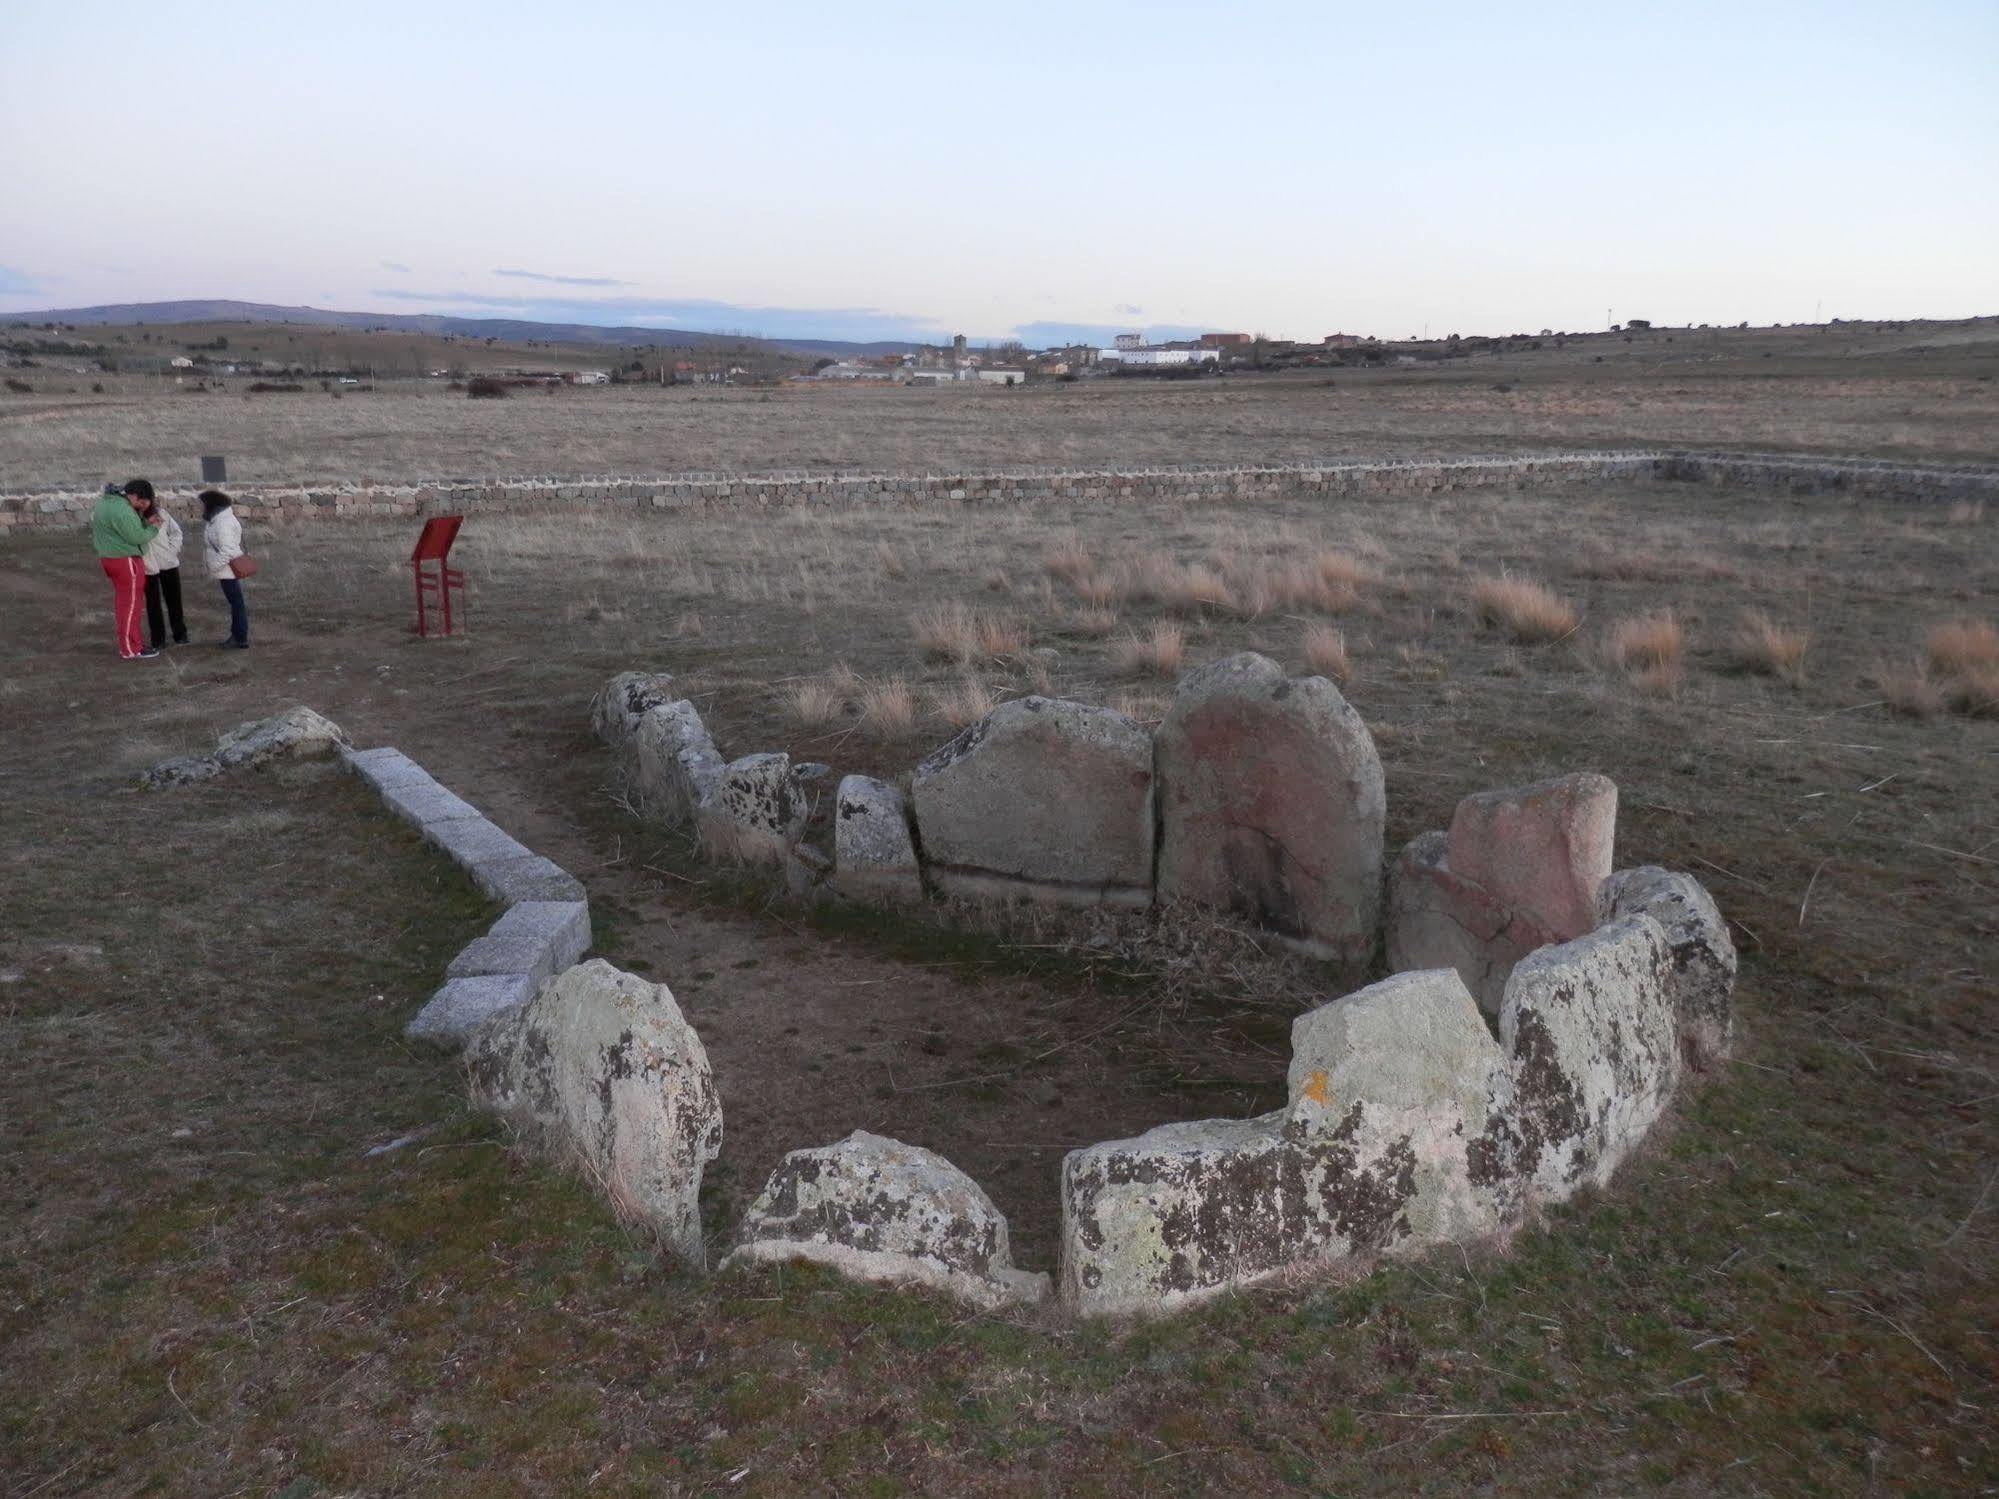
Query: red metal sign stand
410 515 466 637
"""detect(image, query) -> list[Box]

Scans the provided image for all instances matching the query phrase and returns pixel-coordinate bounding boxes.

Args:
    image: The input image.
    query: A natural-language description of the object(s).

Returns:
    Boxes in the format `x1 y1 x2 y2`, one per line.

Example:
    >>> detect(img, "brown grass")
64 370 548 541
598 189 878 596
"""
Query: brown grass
912 603 1028 662
876 542 908 579
1469 573 1579 642
1733 609 1811 679
1944 663 1999 717
857 674 916 733
1875 662 1944 718
1926 617 1999 677
783 676 846 728
1606 611 1684 673
1065 606 1120 638
1111 619 1186 677
931 676 1000 729
1300 622 1353 683
1108 690 1169 724
1042 541 1095 586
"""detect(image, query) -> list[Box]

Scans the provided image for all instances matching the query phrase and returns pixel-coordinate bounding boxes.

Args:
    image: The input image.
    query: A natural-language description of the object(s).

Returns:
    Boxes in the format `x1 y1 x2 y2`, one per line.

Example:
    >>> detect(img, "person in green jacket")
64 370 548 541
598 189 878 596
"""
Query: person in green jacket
91 480 163 659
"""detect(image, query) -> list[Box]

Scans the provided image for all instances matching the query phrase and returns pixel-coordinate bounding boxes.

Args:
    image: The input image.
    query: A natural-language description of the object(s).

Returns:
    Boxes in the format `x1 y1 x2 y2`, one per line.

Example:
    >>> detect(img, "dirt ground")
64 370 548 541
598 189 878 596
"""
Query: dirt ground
2 467 1994 1494
3 320 1997 491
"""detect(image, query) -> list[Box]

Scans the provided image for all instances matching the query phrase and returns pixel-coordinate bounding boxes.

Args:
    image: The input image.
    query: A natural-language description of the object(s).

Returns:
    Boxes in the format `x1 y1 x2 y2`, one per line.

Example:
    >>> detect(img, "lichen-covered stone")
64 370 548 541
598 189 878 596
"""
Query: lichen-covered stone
1060 968 1512 1317
911 696 1153 906
591 670 678 747
140 753 222 789
727 1131 1048 1309
212 706 350 770
1599 866 1736 1069
1446 772 1616 941
1156 652 1385 963
467 960 722 1266
1385 830 1564 1016
632 699 724 826
831 775 922 903
1479 914 1679 1202
696 752 809 865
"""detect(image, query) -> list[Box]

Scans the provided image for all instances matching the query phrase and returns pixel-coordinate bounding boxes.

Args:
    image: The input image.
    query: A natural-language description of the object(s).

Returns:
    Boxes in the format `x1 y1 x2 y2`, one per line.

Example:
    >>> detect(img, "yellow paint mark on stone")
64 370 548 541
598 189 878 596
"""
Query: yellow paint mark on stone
1301 1069 1330 1105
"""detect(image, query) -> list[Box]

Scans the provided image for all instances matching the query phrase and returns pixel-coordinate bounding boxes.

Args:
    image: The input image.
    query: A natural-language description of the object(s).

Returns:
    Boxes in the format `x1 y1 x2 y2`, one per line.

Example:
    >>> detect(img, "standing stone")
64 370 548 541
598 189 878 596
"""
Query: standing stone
1155 652 1384 964
1385 831 1565 1016
1598 867 1737 1069
591 671 678 747
727 1131 1048 1309
466 959 722 1266
1447 772 1616 941
1481 914 1679 1201
696 752 809 865
910 696 1153 906
1287 968 1508 1245
632 699 724 826
831 775 923 903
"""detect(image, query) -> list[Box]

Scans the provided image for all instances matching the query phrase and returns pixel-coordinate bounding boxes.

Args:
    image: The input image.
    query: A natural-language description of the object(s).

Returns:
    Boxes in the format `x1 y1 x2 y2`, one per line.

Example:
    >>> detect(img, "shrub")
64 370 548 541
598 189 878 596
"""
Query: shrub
1732 609 1810 678
1301 622 1353 683
466 376 509 399
1469 574 1579 643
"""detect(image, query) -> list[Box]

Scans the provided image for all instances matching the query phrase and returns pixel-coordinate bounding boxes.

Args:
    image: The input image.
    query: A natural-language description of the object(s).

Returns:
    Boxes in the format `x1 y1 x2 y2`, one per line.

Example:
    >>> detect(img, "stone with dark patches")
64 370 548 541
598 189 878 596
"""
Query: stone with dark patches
466 959 722 1267
830 774 923 904
911 696 1153 907
591 670 678 748
726 1131 1048 1308
1156 652 1385 963
695 752 808 866
1493 913 1680 1200
1598 866 1737 1069
632 699 724 827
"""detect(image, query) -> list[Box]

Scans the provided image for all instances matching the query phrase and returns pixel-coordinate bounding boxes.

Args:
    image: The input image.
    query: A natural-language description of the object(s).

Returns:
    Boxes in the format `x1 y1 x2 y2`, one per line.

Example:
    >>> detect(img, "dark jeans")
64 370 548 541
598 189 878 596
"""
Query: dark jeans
145 567 188 648
218 577 249 644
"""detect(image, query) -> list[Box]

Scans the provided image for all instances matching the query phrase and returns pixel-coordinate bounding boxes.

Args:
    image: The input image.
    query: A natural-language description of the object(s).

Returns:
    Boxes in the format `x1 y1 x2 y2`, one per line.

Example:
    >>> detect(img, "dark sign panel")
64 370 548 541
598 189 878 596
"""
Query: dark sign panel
200 456 227 484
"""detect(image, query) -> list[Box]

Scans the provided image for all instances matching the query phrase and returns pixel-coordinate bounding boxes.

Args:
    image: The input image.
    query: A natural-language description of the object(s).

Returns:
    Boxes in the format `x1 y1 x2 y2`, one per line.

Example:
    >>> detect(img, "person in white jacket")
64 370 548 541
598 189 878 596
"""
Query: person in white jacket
200 489 250 649
138 492 189 648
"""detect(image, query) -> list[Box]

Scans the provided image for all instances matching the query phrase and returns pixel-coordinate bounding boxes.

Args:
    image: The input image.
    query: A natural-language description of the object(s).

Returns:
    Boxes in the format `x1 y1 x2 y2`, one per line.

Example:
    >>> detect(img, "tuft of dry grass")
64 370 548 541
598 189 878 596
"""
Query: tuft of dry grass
984 568 1014 594
912 602 1028 662
1300 622 1353 684
931 676 999 729
1629 661 1684 697
858 675 917 734
1066 606 1119 638
674 610 705 637
1108 690 1169 724
876 541 908 579
1925 617 1999 678
975 611 1030 659
1875 662 1942 718
1042 541 1095 586
1111 619 1186 677
1312 548 1377 591
783 676 845 728
1945 500 1985 525
1573 548 1740 583
1072 573 1118 608
1732 609 1811 679
1944 664 1999 717
1470 573 1579 643
1605 611 1684 673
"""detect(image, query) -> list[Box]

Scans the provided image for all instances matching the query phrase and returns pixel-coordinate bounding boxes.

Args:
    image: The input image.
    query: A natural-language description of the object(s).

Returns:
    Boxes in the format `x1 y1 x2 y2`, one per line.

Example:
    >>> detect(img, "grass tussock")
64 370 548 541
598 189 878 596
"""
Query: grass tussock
858 675 916 734
931 676 999 729
1065 606 1120 638
1605 610 1683 672
911 603 1029 663
1469 573 1579 643
1573 547 1740 583
783 676 846 728
876 542 908 579
1732 609 1811 679
1042 541 1095 587
1108 690 1169 724
1925 617 1999 677
1112 619 1186 677
1875 662 1942 718
1300 622 1353 684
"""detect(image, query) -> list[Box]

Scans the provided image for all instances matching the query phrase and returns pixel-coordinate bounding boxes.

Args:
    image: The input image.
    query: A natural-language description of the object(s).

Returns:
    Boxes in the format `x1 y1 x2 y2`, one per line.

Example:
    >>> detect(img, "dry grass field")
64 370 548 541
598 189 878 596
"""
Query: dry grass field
3 318 1997 491
3 466 1995 1494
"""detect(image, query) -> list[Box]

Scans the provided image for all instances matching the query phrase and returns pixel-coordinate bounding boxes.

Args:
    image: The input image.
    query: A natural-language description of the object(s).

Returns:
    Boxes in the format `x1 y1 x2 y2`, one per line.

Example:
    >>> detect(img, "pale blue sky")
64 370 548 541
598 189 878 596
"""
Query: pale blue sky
2 1 1993 343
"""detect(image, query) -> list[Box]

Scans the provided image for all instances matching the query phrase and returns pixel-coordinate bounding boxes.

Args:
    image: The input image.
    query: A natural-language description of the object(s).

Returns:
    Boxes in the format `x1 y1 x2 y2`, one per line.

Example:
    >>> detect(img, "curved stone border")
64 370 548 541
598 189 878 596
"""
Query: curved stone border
8 448 1994 534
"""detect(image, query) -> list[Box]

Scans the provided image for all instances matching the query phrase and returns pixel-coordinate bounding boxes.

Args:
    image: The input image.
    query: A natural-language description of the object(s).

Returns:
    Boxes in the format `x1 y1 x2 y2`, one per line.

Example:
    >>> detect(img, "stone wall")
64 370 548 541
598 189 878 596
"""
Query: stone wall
7 449 1995 535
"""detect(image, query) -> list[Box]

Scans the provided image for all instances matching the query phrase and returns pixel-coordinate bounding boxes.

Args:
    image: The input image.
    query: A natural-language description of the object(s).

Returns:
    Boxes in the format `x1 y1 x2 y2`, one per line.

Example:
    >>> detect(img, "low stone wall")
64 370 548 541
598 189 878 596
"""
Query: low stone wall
7 449 1994 535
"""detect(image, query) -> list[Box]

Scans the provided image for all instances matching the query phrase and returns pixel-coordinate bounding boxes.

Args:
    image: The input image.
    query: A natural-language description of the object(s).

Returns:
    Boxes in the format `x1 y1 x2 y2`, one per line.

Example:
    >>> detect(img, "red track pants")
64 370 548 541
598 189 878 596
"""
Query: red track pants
100 556 146 658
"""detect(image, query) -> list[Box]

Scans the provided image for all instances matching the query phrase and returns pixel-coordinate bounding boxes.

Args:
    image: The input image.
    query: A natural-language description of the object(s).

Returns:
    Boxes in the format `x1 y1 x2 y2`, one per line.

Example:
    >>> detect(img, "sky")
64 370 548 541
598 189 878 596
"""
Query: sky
1 1 1994 345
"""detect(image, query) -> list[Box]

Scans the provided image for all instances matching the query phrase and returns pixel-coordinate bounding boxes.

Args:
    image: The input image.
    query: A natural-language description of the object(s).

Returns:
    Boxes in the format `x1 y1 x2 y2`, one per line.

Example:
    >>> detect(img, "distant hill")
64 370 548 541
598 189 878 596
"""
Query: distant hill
2 300 922 359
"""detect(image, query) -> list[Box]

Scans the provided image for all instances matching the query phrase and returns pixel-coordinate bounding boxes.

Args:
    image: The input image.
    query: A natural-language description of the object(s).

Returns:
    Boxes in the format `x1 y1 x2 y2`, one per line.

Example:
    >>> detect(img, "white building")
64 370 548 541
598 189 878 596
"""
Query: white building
976 368 1026 386
572 369 610 385
1097 347 1219 367
1113 333 1146 351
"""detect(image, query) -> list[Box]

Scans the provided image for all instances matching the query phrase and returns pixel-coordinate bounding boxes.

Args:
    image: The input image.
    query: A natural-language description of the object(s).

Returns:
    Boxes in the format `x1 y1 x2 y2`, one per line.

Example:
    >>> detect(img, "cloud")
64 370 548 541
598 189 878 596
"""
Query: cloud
1115 303 1144 316
492 268 635 288
379 259 412 273
367 287 950 344
0 265 46 296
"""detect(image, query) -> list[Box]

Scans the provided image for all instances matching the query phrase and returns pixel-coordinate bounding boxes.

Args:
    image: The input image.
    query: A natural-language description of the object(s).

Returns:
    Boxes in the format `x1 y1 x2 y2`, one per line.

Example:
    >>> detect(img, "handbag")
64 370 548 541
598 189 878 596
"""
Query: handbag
229 554 259 579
